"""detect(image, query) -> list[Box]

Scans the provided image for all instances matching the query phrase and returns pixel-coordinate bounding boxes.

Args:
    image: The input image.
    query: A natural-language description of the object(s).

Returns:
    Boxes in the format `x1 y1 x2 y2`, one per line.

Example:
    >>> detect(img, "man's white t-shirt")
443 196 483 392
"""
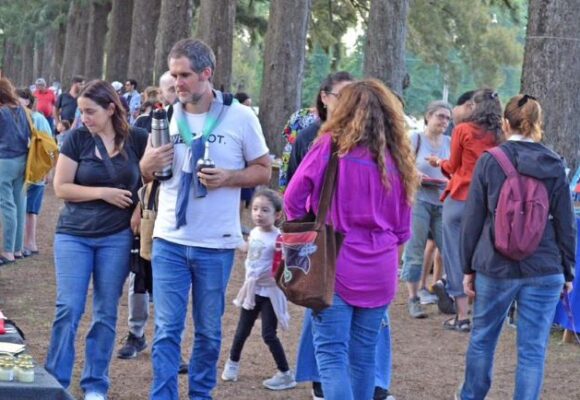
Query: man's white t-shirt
153 97 269 248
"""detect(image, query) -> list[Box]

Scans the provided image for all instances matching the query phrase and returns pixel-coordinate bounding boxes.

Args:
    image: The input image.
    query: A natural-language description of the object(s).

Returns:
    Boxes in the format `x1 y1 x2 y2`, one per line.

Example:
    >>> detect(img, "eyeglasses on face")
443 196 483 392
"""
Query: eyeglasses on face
325 91 340 98
434 113 451 121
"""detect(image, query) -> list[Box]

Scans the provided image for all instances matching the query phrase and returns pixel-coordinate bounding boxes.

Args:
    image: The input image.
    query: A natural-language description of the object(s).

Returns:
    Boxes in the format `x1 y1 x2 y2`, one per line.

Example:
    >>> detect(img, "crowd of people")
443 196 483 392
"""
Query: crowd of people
0 35 576 400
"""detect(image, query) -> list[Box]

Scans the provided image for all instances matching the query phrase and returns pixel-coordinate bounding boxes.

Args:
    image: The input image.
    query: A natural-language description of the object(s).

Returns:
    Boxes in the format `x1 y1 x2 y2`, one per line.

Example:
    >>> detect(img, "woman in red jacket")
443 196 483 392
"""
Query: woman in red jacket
426 88 502 332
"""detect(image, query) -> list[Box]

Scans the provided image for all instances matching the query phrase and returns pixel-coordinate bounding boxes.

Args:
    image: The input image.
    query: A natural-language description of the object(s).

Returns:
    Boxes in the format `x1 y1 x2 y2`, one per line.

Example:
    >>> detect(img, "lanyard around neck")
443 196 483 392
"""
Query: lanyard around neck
176 97 227 146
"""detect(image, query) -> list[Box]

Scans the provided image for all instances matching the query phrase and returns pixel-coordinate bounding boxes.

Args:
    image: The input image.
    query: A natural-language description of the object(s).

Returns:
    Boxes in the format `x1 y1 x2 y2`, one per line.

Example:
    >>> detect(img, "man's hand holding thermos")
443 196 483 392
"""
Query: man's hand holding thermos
141 106 174 182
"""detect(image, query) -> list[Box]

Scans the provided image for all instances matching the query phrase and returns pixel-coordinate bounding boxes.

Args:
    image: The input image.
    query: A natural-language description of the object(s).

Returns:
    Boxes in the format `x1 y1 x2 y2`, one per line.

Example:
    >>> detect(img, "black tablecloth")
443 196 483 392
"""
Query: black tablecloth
0 365 75 400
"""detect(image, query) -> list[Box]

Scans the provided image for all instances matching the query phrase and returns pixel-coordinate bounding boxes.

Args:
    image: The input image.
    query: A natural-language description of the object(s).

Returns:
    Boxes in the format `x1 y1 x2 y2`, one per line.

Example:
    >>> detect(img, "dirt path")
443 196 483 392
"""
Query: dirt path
0 186 578 400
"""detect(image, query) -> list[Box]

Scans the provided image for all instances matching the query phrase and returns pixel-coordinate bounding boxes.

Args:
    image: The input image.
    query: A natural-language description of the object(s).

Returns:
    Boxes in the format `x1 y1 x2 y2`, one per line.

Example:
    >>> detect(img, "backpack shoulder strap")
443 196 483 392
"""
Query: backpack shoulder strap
222 92 234 106
415 133 422 156
487 147 517 177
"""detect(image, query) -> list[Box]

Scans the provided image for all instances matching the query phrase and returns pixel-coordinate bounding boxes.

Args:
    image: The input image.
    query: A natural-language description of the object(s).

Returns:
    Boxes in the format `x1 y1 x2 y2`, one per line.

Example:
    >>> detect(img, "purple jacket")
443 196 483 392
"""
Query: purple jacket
284 134 411 308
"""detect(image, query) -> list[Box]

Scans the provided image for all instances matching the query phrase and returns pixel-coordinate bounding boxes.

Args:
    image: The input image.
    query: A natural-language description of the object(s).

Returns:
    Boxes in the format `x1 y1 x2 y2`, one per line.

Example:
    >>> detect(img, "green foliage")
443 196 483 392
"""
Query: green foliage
231 34 263 104
309 0 358 54
407 0 524 91
301 45 331 107
235 0 269 45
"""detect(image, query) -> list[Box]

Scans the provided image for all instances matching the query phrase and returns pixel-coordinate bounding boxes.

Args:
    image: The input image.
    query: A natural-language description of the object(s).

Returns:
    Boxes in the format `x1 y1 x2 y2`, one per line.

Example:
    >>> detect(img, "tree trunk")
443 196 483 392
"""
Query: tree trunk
2 40 17 82
363 0 409 96
128 0 161 88
42 30 56 83
154 0 194 84
61 1 90 87
105 0 134 82
521 0 580 173
33 36 44 83
50 22 67 86
258 0 311 156
195 0 236 91
85 0 111 80
20 40 35 87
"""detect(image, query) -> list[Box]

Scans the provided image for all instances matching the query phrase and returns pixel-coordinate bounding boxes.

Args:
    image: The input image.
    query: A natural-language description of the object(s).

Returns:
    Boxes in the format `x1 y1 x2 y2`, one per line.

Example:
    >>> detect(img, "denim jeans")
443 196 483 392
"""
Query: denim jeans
401 200 443 282
312 294 386 400
296 308 393 391
0 155 26 253
45 228 132 395
128 272 150 338
442 197 466 297
150 238 235 400
375 310 392 390
460 273 564 400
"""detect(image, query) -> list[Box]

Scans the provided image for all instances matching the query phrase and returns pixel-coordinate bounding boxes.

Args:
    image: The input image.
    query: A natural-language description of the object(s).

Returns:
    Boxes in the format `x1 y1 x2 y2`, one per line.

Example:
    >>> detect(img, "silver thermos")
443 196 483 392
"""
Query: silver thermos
151 108 172 181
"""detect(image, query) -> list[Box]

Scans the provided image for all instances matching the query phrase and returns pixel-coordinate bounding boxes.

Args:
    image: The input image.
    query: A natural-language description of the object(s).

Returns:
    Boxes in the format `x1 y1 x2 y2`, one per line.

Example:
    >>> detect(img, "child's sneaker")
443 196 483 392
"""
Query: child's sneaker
221 359 240 381
262 370 297 390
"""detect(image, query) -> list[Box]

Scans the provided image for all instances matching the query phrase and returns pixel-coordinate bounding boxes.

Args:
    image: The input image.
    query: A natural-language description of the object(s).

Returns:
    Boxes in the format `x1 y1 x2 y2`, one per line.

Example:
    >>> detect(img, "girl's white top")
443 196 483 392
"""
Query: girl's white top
233 226 290 330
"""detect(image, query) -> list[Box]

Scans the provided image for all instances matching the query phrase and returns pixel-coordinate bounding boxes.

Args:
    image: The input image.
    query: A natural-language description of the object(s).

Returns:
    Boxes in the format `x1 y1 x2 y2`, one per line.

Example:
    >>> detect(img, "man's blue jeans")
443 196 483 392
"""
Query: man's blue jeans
312 294 386 400
150 239 235 400
460 273 564 400
45 229 132 395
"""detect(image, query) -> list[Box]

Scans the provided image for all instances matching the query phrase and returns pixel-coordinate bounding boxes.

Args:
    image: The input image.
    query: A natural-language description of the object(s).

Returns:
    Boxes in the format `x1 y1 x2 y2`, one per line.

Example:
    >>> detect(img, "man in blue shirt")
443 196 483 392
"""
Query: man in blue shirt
123 79 141 125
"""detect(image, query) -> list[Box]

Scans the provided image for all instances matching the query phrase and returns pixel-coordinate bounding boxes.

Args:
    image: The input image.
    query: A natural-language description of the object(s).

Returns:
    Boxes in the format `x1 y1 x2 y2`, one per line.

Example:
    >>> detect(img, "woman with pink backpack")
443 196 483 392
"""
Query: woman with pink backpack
456 94 576 400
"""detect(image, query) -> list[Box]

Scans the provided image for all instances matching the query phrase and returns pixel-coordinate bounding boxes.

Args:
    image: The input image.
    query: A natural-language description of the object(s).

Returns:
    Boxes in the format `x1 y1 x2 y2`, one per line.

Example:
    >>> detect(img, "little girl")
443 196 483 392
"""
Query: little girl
55 119 71 150
221 189 295 391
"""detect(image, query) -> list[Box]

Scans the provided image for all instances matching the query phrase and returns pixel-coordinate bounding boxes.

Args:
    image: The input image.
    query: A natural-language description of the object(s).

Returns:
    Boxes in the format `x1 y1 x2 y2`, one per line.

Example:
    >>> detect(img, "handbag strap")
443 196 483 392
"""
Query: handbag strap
314 142 338 229
93 134 119 181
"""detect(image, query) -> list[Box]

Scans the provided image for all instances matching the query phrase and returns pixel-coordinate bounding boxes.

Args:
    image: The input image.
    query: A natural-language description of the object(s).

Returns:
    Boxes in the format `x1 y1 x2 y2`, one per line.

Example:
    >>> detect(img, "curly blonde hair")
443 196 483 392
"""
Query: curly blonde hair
319 79 418 204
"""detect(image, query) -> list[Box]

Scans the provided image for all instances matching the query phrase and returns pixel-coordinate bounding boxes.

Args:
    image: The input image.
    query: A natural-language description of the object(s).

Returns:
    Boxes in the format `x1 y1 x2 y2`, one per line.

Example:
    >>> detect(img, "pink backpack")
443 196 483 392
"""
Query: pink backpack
487 147 549 261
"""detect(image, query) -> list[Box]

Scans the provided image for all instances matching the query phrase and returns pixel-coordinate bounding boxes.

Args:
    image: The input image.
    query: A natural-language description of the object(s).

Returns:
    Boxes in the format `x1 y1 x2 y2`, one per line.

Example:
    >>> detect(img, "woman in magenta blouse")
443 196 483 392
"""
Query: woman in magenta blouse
284 79 418 400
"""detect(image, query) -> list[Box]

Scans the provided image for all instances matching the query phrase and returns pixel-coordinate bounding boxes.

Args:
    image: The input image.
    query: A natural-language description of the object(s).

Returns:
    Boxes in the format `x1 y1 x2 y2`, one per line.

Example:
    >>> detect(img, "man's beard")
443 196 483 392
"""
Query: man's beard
185 92 204 105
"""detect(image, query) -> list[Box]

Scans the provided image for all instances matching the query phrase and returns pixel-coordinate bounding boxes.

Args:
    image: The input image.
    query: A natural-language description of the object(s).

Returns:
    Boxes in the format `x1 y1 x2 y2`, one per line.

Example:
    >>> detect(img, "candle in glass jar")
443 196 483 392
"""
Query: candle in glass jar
17 363 34 383
0 362 14 381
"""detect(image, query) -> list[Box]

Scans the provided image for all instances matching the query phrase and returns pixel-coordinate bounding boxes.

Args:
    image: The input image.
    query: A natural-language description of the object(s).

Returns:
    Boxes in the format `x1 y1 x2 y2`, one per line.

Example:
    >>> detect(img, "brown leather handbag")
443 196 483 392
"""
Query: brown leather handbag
276 145 341 311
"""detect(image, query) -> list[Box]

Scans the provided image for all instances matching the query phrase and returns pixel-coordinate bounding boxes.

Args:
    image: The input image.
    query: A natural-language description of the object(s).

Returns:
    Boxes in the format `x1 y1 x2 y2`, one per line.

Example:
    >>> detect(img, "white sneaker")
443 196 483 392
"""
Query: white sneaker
263 370 297 390
418 287 438 305
85 392 106 400
221 359 240 381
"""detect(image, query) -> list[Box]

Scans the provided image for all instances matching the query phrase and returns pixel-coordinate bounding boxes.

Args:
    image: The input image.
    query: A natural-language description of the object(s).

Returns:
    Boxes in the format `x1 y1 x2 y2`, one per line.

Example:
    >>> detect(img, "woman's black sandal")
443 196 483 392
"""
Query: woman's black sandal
443 316 471 333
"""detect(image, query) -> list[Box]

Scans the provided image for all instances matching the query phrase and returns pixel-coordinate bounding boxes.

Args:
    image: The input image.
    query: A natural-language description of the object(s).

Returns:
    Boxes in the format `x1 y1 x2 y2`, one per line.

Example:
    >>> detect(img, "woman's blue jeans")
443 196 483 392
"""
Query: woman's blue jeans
45 228 132 395
311 294 387 400
150 238 235 400
296 308 392 391
0 155 26 253
460 273 564 400
401 200 443 282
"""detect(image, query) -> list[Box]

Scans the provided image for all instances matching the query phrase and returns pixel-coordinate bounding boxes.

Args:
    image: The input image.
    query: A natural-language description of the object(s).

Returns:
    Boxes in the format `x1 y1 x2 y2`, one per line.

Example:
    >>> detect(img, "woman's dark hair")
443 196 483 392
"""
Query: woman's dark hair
252 188 283 213
235 92 250 104
316 71 354 121
139 100 156 114
15 87 35 109
466 88 503 143
0 78 20 107
59 120 71 131
79 79 130 155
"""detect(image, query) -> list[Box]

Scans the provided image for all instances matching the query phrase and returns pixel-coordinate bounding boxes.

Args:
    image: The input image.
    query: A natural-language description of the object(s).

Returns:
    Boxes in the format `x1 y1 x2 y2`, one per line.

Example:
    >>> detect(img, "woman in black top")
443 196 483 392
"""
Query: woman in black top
45 80 148 400
458 95 576 400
